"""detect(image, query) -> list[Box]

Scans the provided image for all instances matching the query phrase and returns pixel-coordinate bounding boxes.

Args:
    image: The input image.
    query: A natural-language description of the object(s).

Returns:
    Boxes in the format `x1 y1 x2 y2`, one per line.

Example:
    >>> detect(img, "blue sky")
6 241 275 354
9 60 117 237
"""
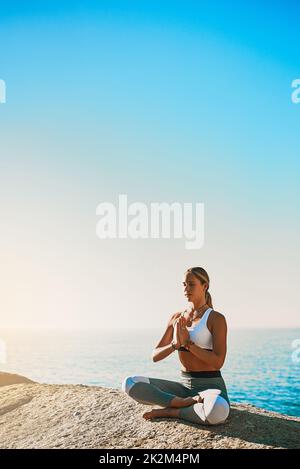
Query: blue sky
0 1 299 328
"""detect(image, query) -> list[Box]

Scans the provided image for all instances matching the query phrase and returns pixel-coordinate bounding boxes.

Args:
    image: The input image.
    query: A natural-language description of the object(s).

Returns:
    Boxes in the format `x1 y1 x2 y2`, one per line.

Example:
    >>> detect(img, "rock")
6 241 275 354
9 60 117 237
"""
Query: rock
0 373 299 449
0 372 35 387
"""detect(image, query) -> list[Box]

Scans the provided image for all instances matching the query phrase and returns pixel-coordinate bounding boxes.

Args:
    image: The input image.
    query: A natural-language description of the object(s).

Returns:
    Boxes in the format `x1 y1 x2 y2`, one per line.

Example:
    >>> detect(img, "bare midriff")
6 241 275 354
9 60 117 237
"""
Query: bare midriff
178 350 219 372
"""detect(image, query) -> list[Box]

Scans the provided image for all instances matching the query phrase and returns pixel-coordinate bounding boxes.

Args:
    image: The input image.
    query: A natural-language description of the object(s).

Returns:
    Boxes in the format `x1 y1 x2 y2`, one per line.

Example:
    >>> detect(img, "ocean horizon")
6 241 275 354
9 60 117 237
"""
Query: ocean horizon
1 327 299 418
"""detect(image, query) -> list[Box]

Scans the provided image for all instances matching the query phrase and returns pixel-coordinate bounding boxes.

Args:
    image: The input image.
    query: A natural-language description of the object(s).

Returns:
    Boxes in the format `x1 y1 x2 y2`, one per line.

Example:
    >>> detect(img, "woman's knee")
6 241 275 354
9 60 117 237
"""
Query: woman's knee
121 375 150 395
179 391 230 426
204 395 230 425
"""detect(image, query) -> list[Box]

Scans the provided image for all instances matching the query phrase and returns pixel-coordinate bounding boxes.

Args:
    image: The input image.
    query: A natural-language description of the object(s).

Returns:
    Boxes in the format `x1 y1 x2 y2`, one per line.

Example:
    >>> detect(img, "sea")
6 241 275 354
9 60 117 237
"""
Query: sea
1 328 299 418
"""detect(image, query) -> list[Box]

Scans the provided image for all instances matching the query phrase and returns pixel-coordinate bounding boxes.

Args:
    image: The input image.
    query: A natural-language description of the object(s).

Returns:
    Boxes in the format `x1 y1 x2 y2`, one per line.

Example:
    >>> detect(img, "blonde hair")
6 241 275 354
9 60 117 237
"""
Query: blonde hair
185 267 213 309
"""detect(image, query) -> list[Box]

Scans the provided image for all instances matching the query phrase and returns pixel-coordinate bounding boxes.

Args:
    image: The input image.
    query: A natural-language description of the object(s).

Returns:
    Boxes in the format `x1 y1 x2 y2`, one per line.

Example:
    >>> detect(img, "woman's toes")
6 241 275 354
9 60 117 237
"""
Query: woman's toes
184 396 201 406
192 395 203 403
142 411 153 420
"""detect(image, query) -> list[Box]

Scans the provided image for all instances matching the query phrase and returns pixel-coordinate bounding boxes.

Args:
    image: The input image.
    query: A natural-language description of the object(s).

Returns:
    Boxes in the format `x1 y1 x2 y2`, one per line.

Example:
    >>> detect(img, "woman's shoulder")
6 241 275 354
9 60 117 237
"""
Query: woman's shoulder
209 310 227 327
210 309 225 319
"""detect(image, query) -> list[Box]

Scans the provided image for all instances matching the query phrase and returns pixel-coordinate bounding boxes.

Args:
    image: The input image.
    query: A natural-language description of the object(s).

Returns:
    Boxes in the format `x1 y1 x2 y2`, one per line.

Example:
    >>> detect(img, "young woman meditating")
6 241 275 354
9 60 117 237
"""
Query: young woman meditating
121 267 230 425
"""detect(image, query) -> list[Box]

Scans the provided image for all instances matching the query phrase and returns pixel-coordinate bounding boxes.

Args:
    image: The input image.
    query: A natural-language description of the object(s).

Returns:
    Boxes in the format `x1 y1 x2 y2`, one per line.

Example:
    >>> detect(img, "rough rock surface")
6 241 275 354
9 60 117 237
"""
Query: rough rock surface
0 372 299 449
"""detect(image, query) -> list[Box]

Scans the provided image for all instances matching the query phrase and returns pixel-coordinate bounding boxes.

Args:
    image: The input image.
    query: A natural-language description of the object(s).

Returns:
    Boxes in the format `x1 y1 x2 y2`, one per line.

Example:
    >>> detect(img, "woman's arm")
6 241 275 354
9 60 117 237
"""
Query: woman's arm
152 343 176 363
152 312 181 362
186 313 227 369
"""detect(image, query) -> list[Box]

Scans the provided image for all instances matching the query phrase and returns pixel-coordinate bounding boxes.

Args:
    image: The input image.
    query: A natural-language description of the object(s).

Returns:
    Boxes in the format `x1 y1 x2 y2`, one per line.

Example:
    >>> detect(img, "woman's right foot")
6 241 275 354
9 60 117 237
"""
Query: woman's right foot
169 396 203 408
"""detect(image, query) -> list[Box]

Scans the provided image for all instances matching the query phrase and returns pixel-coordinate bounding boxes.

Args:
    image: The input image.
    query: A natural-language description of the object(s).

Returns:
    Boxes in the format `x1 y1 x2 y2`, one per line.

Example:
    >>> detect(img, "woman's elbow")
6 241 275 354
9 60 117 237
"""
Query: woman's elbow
151 350 158 362
215 355 225 369
152 349 165 363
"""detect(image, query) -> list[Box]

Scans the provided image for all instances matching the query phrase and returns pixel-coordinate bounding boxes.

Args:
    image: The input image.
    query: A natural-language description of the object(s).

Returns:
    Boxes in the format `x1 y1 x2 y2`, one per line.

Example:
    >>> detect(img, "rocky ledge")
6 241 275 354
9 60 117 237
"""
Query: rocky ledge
0 372 299 449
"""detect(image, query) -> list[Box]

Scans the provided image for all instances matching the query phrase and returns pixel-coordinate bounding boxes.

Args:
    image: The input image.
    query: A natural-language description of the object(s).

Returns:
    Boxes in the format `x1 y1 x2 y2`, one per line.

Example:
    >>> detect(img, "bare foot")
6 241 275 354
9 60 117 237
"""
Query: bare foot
143 407 179 420
169 396 203 408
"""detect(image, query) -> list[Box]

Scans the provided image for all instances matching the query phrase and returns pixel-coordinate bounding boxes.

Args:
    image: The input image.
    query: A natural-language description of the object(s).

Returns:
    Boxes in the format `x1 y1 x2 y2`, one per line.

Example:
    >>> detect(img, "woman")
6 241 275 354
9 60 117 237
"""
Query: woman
121 267 230 425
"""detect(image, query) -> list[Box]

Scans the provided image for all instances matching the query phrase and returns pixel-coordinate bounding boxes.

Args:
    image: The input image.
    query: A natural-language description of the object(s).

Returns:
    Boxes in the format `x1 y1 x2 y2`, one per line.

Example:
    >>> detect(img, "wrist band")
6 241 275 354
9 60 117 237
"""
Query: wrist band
171 340 178 350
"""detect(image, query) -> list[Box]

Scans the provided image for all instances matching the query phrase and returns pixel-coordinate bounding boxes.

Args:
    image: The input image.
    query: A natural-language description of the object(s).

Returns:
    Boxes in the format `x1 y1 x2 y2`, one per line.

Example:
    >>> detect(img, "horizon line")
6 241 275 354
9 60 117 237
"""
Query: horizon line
1 326 300 331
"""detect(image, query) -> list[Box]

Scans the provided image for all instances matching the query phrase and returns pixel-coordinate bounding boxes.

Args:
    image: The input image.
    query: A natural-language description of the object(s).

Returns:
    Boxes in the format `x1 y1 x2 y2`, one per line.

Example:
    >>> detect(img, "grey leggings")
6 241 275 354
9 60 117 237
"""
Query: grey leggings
121 372 230 425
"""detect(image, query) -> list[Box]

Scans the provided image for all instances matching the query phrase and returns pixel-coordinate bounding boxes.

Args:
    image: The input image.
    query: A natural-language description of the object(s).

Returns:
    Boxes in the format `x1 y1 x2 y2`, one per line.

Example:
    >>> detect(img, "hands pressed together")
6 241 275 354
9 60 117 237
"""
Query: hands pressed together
173 314 191 348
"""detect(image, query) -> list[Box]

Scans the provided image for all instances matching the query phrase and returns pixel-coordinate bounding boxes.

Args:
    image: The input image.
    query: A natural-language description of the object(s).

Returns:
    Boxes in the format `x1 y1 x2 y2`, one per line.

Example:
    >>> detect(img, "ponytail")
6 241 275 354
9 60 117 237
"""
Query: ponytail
206 290 213 309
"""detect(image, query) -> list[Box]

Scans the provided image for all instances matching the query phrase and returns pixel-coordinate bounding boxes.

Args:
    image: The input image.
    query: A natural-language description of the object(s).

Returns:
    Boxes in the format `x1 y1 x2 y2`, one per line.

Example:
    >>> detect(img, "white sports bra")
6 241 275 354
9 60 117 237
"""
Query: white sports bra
185 307 213 350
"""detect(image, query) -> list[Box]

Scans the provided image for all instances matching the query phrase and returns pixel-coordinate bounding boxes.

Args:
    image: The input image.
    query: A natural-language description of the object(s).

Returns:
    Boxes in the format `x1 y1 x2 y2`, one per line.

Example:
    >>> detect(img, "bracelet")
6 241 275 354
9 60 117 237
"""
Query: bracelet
171 340 179 351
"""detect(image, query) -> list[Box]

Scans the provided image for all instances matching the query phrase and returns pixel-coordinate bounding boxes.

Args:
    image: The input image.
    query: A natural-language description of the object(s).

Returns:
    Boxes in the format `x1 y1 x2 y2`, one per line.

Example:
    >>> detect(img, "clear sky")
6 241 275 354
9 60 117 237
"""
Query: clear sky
0 0 299 329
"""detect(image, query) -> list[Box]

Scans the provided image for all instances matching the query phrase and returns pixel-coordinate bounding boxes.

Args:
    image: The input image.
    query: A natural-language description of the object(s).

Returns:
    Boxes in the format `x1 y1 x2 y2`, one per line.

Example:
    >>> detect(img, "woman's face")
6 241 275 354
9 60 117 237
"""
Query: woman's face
183 273 207 303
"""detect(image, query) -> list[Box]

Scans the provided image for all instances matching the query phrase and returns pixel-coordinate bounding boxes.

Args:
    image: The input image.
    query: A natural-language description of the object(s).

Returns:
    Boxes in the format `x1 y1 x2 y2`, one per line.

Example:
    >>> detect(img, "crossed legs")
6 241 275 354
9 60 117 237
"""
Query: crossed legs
121 375 230 425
